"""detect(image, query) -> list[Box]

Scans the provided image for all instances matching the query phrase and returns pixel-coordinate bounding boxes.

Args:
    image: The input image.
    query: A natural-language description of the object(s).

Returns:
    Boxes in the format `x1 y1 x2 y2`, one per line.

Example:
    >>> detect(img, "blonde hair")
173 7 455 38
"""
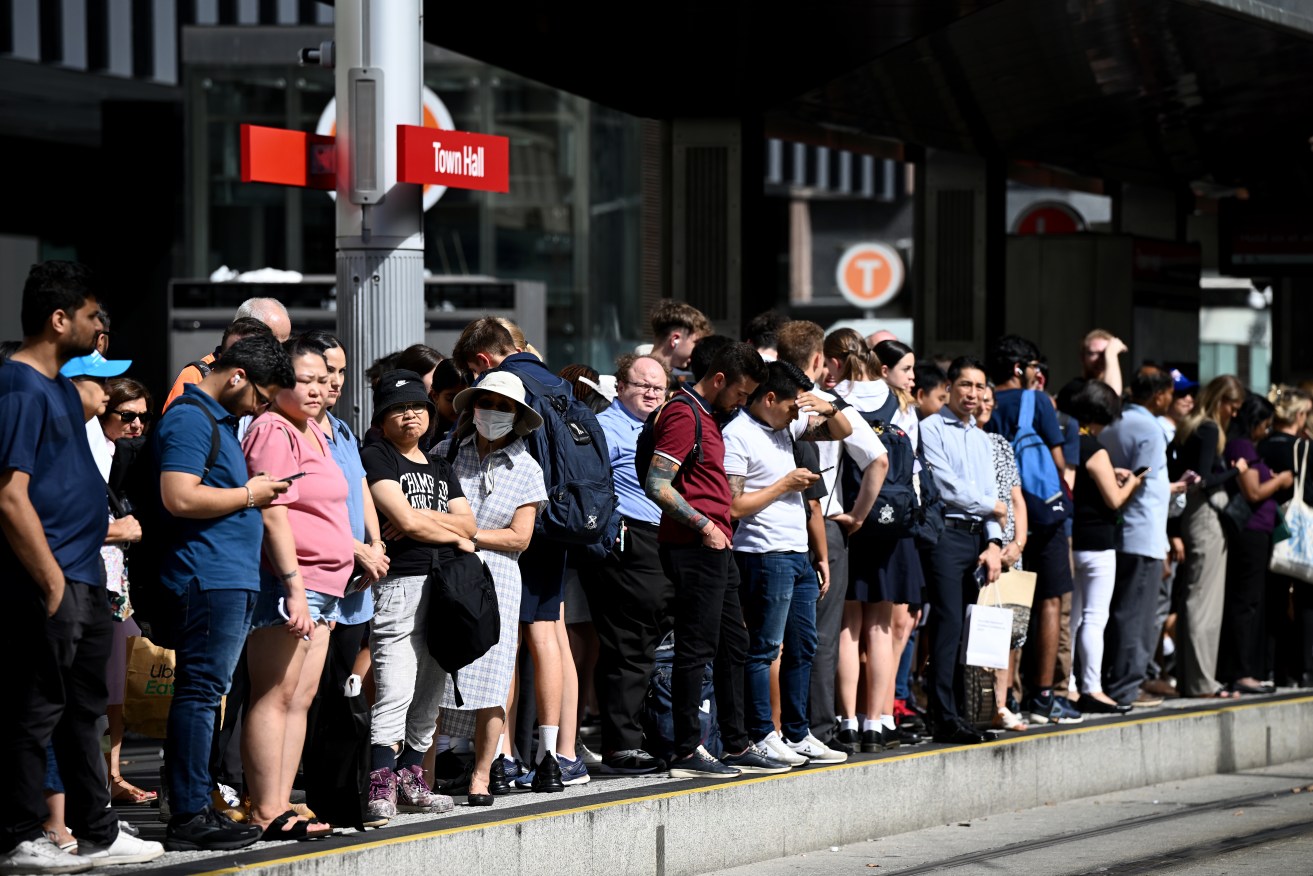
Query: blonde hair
1177 374 1245 454
822 328 877 385
493 317 542 361
1082 328 1114 349
1269 384 1312 428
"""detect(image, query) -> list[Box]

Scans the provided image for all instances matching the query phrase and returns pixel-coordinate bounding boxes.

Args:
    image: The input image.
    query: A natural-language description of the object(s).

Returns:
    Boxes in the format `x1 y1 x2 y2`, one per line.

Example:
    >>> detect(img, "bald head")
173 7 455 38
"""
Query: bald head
866 329 898 347
235 297 291 342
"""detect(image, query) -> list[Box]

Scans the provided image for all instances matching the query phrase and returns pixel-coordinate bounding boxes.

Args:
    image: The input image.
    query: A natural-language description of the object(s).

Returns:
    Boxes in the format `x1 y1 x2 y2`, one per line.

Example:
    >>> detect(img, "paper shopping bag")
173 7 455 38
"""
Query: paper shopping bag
977 568 1037 610
122 636 175 738
959 604 1013 670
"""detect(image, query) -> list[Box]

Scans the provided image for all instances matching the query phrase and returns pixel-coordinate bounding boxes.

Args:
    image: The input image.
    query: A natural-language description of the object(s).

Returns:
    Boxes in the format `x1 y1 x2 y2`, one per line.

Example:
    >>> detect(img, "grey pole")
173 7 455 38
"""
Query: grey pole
334 0 425 434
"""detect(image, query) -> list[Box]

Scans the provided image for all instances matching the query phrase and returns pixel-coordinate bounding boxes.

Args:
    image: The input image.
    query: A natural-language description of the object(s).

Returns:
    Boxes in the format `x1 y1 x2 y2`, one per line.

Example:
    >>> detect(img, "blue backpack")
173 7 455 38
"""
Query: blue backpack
641 632 722 762
840 390 920 538
1010 389 1071 528
496 359 618 546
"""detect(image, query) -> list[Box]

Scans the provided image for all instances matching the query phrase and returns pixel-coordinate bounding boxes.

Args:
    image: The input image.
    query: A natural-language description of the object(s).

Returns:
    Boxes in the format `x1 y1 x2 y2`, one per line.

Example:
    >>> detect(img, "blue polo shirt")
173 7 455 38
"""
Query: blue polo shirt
154 384 263 592
0 359 107 587
325 411 374 624
597 398 662 526
1099 403 1170 560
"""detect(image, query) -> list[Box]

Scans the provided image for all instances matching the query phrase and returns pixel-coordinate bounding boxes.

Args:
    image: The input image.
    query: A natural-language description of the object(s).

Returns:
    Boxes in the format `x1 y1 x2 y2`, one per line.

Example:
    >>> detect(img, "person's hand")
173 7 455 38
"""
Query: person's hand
43 580 64 618
780 468 821 494
701 522 729 551
1107 337 1128 358
831 512 863 536
1232 457 1249 474
1169 536 1186 564
281 589 314 638
795 392 836 418
382 520 405 541
247 473 290 507
1170 479 1188 495
454 537 477 553
1113 467 1133 487
1001 540 1022 569
354 541 390 583
1278 469 1296 488
109 515 143 544
994 501 1008 521
815 558 830 598
978 544 1002 583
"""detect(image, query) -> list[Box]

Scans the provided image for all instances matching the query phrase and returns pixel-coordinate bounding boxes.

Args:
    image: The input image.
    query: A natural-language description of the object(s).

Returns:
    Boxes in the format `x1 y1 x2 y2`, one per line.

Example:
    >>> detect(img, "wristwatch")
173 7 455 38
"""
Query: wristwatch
471 531 479 550
987 537 1004 549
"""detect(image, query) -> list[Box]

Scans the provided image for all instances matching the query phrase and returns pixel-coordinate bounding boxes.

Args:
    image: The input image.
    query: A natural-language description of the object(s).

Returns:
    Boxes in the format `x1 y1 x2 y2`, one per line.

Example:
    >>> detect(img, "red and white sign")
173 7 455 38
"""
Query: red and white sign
1012 200 1086 235
397 125 510 194
835 242 904 309
240 125 335 191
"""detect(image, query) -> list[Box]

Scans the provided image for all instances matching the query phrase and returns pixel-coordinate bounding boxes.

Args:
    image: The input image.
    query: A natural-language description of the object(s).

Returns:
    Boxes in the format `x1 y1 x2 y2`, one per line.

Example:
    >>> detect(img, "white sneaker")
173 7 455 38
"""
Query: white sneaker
758 730 809 766
79 825 165 867
577 742 603 766
786 733 848 764
0 836 93 874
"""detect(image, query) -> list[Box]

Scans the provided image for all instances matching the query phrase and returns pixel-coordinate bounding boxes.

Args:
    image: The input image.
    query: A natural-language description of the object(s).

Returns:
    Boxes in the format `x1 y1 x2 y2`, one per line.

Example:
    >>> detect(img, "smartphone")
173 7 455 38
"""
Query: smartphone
1179 469 1202 486
278 472 308 482
1132 465 1151 478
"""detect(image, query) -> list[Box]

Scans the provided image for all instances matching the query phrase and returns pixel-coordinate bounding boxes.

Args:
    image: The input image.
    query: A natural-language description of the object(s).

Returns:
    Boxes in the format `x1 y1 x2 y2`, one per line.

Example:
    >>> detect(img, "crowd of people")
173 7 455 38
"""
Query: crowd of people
4 259 1312 872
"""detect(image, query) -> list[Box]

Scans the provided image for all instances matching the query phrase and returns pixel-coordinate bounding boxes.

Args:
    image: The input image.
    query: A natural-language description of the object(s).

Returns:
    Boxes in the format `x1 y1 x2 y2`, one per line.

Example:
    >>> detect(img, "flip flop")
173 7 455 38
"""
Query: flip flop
260 809 334 841
1199 688 1240 699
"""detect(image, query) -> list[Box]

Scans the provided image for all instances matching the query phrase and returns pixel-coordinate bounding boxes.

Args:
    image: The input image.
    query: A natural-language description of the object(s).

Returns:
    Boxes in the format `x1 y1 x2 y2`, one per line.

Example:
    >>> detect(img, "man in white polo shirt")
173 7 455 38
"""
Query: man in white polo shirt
724 360 851 765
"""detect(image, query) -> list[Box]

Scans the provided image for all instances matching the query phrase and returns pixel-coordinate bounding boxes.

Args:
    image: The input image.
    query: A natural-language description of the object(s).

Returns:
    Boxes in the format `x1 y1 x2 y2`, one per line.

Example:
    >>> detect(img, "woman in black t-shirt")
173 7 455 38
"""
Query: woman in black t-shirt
359 370 476 823
1068 381 1147 713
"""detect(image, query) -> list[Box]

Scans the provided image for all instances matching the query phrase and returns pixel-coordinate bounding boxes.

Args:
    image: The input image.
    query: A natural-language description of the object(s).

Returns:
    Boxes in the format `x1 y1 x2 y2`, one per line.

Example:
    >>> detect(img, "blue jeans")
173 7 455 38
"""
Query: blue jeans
736 551 819 742
165 580 256 818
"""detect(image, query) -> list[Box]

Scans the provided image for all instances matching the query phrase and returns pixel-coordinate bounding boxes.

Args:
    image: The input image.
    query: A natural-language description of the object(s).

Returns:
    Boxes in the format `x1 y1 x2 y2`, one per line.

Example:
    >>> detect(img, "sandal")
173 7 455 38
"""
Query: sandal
260 810 334 842
109 774 157 804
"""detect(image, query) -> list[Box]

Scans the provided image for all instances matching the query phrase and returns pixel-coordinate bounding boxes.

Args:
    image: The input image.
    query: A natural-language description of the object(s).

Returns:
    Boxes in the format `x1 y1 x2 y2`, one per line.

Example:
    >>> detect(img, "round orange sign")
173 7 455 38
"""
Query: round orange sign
836 242 904 309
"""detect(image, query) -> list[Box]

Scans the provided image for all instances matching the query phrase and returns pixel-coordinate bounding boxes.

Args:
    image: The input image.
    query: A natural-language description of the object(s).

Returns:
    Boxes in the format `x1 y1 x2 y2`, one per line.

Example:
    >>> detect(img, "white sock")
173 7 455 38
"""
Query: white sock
496 733 507 758
881 715 896 731
539 725 560 760
862 718 880 732
841 717 859 731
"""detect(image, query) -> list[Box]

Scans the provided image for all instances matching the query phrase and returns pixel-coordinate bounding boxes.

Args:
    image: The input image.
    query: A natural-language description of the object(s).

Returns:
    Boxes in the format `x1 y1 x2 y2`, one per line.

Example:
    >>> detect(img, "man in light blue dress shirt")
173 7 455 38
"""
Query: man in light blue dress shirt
919 357 1004 745
588 354 676 775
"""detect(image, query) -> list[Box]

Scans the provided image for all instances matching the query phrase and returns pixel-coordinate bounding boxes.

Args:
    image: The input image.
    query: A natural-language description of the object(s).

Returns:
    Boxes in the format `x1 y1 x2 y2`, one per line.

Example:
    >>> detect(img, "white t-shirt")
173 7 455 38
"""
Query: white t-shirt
798 386 888 516
723 412 809 553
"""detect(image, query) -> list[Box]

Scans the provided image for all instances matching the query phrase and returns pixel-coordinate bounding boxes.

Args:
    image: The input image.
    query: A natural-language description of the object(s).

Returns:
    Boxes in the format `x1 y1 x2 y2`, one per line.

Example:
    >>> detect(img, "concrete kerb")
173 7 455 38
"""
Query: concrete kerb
174 696 1313 876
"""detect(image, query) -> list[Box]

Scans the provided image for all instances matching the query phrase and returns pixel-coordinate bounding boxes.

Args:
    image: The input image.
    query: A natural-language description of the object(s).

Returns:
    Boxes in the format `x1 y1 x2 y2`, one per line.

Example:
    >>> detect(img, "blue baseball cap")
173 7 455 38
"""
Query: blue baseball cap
1170 368 1198 394
60 350 131 379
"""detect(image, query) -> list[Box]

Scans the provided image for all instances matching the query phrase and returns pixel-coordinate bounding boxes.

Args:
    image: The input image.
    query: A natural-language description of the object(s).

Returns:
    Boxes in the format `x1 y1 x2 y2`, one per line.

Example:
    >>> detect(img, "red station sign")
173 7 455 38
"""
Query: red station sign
239 123 510 194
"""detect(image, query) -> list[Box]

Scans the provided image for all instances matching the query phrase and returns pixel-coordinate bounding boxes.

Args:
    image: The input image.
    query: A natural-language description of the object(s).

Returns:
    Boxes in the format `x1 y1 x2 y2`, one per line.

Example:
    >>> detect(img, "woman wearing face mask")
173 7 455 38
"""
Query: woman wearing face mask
436 372 547 805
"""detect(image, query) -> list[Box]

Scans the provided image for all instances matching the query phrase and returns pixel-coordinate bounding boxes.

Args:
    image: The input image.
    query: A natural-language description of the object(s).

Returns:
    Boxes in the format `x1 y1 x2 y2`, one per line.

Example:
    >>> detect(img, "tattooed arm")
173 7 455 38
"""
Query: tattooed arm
729 469 819 520
796 392 852 441
644 455 728 549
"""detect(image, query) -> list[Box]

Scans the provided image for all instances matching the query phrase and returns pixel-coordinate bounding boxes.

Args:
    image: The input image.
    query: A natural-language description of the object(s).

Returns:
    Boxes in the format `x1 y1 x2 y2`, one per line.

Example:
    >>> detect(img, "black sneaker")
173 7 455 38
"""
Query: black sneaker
530 753 565 793
668 746 741 779
600 749 666 775
720 742 790 774
165 806 261 852
489 755 514 796
859 729 885 753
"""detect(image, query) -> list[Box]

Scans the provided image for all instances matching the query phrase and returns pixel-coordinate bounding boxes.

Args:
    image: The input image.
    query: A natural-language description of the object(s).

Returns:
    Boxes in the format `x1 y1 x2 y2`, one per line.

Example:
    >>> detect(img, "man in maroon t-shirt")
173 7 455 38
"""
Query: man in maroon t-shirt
643 342 793 779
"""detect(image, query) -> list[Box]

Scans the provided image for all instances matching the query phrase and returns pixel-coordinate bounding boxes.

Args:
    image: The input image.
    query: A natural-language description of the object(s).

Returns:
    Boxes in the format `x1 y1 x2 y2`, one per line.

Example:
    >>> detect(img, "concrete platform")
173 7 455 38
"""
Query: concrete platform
120 692 1313 876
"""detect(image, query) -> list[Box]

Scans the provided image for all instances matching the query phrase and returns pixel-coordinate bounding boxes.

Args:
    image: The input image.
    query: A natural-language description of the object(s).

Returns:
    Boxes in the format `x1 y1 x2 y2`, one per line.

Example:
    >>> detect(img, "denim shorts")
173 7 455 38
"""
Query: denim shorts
250 581 341 630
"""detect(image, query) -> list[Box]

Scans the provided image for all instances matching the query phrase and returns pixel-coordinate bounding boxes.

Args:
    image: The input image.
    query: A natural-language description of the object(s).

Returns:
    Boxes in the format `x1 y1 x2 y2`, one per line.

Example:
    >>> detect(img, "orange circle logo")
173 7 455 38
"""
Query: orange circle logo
836 243 904 309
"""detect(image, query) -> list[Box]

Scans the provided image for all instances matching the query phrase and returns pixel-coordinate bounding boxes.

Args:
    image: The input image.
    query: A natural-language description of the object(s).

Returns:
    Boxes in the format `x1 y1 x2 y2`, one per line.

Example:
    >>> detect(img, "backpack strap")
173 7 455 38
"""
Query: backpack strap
1018 387 1036 434
188 359 213 379
170 396 222 479
661 392 703 469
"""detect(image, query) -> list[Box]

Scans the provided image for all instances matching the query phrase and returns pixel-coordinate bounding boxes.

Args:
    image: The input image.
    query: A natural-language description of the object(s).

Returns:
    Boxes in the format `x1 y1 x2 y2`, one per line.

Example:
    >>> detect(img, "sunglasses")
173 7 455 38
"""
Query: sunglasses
113 410 153 424
388 402 428 416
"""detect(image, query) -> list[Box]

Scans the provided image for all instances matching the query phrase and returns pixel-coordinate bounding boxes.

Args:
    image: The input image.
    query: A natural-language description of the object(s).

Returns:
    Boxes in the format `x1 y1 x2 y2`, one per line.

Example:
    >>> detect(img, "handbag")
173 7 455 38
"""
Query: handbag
959 583 1013 670
1219 490 1254 535
1271 441 1313 583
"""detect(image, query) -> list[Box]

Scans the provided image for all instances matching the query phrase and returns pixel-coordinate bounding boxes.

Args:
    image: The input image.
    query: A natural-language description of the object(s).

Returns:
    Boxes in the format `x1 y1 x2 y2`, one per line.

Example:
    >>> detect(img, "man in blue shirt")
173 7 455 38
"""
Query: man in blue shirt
987 334 1078 726
1099 368 1174 707
155 334 293 851
0 262 166 870
589 354 676 774
919 357 1003 745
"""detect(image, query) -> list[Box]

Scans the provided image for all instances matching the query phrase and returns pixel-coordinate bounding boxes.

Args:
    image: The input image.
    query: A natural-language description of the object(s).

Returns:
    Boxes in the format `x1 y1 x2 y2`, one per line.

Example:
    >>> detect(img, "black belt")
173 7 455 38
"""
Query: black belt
623 518 661 534
945 517 985 534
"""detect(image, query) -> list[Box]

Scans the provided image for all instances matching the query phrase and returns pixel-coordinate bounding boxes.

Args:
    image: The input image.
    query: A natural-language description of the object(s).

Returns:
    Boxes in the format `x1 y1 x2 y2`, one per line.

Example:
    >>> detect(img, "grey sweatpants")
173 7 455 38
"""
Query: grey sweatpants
369 574 448 752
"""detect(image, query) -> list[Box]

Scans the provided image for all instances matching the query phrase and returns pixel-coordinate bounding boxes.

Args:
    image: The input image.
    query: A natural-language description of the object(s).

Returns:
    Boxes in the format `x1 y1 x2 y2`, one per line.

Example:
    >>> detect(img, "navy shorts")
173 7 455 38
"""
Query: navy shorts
519 536 567 623
1023 525 1074 600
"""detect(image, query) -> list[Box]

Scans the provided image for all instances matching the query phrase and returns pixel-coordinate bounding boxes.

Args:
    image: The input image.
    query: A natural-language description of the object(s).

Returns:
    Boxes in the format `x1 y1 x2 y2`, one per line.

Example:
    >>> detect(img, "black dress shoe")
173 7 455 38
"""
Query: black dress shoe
826 734 856 756
531 753 564 793
879 727 901 750
431 749 473 794
835 728 861 752
859 729 885 753
489 756 513 796
1077 694 1133 715
466 793 494 807
932 720 986 745
890 726 923 746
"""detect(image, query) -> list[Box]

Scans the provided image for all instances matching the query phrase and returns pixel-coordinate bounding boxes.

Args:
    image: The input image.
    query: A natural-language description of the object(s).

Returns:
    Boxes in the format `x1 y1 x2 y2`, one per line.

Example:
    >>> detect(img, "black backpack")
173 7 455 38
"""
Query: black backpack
839 390 920 538
425 550 500 707
122 396 221 648
634 392 703 488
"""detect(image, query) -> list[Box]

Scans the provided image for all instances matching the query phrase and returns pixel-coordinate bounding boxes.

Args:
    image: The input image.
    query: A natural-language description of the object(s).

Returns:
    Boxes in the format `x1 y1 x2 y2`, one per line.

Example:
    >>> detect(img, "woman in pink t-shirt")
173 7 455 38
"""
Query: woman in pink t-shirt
241 337 352 841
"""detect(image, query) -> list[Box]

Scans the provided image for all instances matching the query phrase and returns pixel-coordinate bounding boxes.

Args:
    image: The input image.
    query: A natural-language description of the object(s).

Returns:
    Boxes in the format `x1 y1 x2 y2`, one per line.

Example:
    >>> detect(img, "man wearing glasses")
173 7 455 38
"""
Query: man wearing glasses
589 354 674 775
153 334 295 851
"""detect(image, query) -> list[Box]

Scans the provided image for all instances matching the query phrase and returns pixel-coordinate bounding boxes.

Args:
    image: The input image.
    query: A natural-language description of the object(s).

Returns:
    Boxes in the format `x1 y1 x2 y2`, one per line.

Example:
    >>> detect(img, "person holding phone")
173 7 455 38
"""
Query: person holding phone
1097 368 1175 709
1064 380 1147 714
240 336 354 840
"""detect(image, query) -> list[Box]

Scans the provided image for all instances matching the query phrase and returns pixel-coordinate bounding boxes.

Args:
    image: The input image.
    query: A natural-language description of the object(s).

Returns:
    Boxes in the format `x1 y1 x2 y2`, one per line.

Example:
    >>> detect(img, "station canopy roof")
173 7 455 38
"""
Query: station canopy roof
426 0 1313 199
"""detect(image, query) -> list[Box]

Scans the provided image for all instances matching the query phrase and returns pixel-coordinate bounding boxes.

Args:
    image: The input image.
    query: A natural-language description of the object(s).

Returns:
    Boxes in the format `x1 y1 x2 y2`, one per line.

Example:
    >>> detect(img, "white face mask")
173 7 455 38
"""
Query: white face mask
473 408 516 441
